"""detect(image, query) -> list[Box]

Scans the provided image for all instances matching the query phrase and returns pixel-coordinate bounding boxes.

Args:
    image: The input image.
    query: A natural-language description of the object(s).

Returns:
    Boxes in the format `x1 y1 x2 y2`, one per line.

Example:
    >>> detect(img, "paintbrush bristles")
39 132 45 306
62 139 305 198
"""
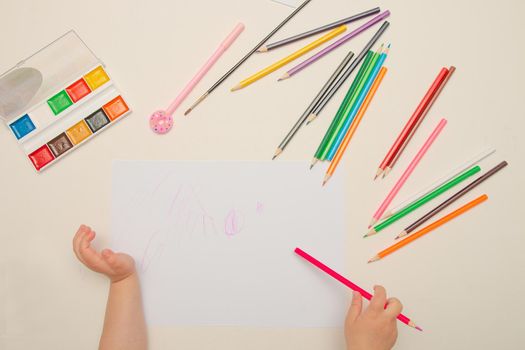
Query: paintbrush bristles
184 92 209 116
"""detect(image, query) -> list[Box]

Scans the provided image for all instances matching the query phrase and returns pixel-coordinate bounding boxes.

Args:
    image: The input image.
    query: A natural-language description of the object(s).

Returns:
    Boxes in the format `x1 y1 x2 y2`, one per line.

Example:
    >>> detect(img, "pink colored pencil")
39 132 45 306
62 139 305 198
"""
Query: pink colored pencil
294 248 422 331
369 118 447 227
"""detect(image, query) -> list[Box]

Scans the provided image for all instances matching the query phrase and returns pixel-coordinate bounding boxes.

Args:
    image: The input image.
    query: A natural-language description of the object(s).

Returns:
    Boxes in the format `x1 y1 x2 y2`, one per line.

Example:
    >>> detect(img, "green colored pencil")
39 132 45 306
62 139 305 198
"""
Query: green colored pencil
364 165 481 237
314 47 381 164
310 50 375 169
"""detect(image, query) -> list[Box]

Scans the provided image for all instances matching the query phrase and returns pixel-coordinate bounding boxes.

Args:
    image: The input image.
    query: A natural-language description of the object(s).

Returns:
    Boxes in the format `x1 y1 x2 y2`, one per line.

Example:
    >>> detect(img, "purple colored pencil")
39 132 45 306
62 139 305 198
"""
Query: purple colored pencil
280 10 391 81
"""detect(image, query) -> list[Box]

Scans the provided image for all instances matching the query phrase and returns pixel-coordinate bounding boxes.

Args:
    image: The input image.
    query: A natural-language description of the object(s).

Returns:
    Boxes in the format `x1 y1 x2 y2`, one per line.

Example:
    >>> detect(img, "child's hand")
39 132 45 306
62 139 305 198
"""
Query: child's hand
345 285 402 350
73 225 135 283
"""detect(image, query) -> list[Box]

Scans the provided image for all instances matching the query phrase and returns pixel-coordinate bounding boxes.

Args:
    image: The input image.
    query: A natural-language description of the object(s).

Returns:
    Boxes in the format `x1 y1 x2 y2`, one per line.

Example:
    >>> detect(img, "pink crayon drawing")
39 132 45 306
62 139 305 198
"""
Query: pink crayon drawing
256 202 264 214
224 209 244 237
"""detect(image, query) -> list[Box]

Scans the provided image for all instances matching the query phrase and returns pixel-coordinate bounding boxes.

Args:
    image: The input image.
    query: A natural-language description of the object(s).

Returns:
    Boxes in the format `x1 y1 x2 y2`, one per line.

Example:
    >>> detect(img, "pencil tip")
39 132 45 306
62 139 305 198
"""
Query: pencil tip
383 167 392 178
184 108 191 116
306 113 317 123
374 168 383 180
310 158 318 170
415 326 423 332
279 73 290 81
231 84 242 92
257 46 268 53
322 181 326 187
367 255 380 263
272 148 283 160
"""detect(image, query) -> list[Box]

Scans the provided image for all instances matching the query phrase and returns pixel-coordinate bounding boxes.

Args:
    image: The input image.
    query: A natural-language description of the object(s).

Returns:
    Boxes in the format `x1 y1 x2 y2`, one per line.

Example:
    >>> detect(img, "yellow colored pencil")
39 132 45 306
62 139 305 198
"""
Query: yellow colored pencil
231 25 347 91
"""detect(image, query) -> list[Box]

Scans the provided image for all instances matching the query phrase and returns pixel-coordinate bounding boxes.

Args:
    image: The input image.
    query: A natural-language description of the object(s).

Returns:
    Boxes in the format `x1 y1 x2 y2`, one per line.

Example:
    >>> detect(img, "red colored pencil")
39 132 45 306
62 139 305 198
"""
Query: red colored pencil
294 247 422 331
374 67 449 179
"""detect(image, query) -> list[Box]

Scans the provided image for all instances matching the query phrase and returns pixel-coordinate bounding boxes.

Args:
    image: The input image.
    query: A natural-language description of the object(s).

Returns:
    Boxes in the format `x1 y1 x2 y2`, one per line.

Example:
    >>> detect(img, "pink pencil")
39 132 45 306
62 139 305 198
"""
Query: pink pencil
369 118 447 227
294 248 422 331
149 23 245 134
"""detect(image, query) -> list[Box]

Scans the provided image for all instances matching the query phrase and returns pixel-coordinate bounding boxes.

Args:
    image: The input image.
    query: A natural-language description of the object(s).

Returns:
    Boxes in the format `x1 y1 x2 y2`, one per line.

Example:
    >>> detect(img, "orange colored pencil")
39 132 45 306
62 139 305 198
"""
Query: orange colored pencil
368 194 488 263
323 67 388 186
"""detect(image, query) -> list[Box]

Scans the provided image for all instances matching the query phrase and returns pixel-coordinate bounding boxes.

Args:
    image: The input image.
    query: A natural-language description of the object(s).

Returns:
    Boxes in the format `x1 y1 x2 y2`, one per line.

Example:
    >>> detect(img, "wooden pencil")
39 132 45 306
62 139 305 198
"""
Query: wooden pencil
259 7 380 52
365 166 481 238
184 0 312 115
306 22 390 124
369 119 447 228
383 66 456 177
396 161 508 239
369 194 488 263
323 66 387 185
272 50 355 160
295 247 422 330
231 25 347 91
374 68 449 179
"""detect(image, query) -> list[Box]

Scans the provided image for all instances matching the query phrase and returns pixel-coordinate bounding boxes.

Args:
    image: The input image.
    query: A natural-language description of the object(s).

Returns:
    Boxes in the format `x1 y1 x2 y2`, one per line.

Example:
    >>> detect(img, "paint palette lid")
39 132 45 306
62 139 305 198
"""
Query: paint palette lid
0 30 101 122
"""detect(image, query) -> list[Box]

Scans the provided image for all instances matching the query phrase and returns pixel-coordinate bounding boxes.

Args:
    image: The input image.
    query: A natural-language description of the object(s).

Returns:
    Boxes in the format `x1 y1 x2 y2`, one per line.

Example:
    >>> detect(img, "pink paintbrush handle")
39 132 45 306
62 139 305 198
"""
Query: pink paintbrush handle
373 118 447 220
166 23 245 116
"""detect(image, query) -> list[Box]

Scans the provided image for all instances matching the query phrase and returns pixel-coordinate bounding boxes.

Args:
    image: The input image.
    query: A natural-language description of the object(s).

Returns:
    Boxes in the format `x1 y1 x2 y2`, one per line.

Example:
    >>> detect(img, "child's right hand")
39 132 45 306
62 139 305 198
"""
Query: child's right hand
73 224 136 283
345 285 402 350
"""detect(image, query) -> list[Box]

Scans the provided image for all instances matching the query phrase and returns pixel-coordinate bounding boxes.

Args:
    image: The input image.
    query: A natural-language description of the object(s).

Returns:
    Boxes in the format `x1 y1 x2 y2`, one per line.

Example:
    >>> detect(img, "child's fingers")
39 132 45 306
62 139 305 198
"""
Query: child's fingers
73 225 90 263
384 297 403 318
346 291 363 325
369 285 387 312
79 229 96 249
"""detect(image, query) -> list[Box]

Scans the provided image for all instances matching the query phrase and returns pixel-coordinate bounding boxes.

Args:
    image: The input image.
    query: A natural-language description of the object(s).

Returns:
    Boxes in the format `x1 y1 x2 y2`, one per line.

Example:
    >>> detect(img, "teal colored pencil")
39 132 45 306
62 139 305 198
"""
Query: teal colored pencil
317 46 382 161
310 50 376 168
364 165 481 237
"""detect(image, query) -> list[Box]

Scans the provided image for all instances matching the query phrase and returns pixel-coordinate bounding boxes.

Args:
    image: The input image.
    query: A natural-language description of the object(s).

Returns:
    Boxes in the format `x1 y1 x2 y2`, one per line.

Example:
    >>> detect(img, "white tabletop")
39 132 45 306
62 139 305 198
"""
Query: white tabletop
1 0 525 349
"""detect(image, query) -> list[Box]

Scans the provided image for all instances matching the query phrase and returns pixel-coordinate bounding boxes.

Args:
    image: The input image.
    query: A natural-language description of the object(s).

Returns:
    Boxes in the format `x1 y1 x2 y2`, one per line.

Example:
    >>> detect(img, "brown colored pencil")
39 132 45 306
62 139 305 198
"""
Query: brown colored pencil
395 161 508 239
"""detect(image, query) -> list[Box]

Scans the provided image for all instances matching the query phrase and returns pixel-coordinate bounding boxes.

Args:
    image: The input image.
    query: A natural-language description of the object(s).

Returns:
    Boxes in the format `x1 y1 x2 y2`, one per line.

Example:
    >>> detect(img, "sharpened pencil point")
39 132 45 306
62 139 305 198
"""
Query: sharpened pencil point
395 230 408 240
272 148 283 160
306 113 318 124
310 158 318 170
257 46 268 53
368 255 380 263
415 326 423 332
374 168 383 180
278 72 290 81
322 174 331 186
369 218 377 228
231 84 242 92
383 166 392 178
364 228 377 238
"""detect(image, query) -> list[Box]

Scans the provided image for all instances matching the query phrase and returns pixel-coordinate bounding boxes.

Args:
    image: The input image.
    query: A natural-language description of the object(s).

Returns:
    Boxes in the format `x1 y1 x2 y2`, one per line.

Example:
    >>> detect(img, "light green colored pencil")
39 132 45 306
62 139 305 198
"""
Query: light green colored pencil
364 165 481 237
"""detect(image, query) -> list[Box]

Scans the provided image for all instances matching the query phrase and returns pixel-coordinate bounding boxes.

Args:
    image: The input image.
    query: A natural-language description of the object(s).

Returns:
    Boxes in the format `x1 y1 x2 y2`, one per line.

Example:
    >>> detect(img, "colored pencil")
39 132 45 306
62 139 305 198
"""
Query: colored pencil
374 68 449 179
272 50 355 159
163 23 244 117
279 11 390 81
307 22 390 123
309 50 374 124
365 166 481 237
259 7 380 52
369 119 447 228
231 26 347 91
381 148 496 220
384 66 456 177
310 49 376 169
294 247 422 331
369 194 488 263
396 161 508 239
323 67 387 186
326 45 389 161
184 0 312 115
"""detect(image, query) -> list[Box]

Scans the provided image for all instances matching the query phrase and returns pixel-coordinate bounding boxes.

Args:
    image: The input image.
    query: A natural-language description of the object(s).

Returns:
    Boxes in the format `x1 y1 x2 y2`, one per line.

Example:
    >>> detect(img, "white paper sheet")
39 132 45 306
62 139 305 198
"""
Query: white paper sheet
112 161 347 327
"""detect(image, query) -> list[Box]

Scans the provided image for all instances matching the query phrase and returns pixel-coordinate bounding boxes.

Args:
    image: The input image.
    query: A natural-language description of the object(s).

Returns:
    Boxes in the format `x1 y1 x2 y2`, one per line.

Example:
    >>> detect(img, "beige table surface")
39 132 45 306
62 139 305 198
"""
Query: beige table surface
1 0 525 349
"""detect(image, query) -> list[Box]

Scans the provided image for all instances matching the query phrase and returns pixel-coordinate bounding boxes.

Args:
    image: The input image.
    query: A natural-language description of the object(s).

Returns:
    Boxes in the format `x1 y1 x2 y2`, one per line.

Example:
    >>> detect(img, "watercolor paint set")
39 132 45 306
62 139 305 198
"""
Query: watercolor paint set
0 31 131 172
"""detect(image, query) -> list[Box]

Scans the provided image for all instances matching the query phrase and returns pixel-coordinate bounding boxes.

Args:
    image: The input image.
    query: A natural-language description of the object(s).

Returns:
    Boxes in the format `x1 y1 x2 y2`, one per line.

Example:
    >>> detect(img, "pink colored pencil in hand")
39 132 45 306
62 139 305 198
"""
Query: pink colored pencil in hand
294 247 422 331
369 118 447 228
149 22 245 134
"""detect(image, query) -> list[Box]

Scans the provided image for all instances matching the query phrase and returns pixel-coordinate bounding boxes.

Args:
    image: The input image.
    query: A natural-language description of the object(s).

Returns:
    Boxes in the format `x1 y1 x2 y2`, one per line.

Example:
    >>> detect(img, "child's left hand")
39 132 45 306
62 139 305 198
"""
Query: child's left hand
72 224 135 283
